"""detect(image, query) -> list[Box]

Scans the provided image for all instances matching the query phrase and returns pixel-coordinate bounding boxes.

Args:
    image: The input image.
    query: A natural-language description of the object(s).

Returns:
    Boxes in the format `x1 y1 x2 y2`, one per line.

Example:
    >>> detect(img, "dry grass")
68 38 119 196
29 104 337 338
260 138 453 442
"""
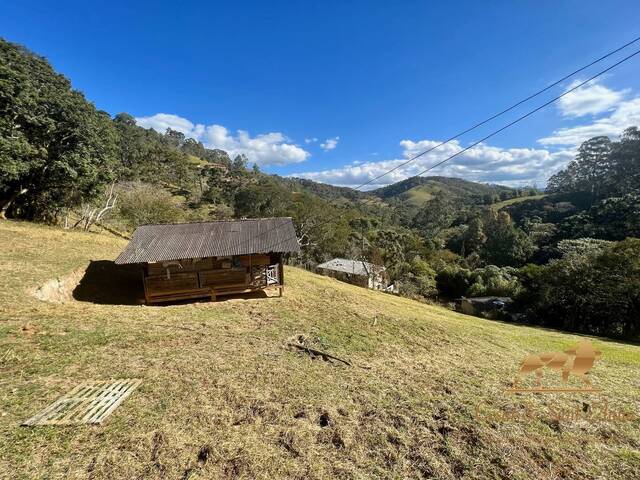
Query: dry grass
1 219 639 479
490 194 548 211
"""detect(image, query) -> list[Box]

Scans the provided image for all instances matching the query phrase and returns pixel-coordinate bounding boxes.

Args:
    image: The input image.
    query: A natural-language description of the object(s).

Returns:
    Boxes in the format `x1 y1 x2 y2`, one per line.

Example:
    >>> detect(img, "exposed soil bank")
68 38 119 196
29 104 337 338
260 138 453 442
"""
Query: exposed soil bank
32 268 85 303
32 261 143 305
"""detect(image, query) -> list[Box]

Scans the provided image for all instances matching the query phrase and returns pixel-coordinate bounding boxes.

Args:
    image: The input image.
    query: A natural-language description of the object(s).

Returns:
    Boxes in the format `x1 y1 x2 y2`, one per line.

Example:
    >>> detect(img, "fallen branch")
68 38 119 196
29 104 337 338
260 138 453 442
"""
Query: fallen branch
287 343 352 366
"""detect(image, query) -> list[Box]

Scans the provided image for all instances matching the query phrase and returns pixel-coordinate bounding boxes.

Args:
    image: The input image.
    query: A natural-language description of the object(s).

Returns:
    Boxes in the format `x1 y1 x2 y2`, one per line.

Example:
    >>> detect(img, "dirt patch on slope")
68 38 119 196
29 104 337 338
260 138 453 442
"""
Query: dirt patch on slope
31 268 85 303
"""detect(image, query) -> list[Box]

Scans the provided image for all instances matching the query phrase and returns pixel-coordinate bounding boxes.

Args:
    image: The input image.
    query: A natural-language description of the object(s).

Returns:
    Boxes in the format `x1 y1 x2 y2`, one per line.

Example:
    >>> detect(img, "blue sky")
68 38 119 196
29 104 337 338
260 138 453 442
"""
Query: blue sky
2 1 640 188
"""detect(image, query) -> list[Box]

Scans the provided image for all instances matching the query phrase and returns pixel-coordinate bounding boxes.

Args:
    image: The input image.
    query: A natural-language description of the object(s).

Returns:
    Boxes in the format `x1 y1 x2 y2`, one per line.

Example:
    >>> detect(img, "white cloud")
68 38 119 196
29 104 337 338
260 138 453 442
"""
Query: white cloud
291 139 573 189
320 136 340 151
540 96 640 146
135 79 639 186
136 113 195 134
291 79 638 189
135 113 310 166
557 79 628 118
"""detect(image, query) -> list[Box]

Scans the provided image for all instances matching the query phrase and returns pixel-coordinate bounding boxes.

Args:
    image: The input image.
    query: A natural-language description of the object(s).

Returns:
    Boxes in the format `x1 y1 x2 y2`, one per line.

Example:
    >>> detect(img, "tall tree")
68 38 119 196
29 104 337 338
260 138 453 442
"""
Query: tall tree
609 126 640 196
463 216 487 255
0 38 118 220
481 211 535 267
547 136 612 196
412 193 455 242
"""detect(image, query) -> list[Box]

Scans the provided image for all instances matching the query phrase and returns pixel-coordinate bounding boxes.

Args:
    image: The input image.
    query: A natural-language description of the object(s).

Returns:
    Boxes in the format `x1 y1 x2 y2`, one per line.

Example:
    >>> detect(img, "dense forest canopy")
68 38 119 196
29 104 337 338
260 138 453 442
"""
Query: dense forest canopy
1 37 638 339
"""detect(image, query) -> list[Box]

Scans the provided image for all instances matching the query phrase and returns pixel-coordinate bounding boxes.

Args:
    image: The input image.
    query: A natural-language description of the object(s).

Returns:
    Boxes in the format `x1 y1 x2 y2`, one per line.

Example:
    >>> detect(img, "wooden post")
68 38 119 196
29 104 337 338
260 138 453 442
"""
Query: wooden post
278 254 284 286
141 264 149 304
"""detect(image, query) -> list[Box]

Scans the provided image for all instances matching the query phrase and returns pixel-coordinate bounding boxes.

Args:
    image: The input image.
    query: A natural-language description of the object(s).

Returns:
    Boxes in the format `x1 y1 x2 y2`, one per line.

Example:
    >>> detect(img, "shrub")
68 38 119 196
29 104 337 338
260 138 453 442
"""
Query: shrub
467 265 522 298
116 182 184 229
436 265 471 298
555 238 613 257
407 257 437 298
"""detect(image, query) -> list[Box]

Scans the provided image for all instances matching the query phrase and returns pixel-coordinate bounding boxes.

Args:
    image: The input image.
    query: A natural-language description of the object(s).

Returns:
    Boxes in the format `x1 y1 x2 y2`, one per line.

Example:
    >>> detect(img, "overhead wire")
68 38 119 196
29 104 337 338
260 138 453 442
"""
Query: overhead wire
232 39 640 251
352 35 640 191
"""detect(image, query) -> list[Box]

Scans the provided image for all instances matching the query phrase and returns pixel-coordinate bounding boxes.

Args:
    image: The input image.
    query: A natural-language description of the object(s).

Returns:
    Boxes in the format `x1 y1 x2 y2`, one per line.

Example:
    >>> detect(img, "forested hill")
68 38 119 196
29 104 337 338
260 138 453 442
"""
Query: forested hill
371 176 536 207
279 176 532 208
280 177 372 203
276 175 540 210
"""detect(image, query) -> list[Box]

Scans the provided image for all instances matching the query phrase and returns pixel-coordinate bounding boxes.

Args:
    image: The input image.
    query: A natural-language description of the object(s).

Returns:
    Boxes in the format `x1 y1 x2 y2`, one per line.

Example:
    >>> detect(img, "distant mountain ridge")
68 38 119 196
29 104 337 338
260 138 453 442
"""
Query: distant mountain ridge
280 177 371 202
284 175 536 208
371 176 519 204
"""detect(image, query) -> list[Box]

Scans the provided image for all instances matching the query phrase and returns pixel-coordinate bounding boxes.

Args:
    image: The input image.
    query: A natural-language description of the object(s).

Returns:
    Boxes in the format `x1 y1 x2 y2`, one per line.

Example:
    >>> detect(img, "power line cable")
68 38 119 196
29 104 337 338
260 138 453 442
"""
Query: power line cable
233 41 640 252
411 47 640 178
353 34 640 191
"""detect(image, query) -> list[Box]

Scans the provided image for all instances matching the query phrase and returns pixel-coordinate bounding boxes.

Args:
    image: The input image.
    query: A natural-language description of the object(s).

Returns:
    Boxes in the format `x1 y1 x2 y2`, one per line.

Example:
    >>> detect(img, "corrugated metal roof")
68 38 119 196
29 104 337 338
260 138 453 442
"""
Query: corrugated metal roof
115 217 300 264
316 258 384 276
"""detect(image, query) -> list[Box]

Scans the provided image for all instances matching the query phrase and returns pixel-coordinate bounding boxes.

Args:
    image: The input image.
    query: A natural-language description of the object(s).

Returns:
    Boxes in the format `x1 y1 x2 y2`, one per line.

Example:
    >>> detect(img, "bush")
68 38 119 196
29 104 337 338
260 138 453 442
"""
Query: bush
555 238 613 257
436 264 522 299
467 265 522 298
116 182 184 229
406 257 437 298
436 265 471 298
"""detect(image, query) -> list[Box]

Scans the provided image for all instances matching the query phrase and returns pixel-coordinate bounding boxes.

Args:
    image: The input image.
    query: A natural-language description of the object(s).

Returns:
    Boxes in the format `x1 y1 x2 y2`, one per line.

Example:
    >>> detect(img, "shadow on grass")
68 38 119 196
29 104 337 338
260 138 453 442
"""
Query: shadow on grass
73 260 143 305
215 290 270 302
456 309 640 347
73 260 274 306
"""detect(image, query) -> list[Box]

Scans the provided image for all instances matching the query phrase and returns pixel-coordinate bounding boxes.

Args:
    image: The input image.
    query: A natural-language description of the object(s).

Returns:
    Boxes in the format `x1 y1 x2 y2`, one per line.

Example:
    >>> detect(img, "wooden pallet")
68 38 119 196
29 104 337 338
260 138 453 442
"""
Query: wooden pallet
22 379 142 426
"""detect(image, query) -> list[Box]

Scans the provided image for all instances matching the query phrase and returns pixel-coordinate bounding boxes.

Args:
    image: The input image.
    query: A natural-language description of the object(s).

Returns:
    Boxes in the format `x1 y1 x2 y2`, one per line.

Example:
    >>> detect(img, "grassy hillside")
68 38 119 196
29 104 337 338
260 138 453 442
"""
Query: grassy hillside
400 184 436 206
372 176 518 206
1 220 639 479
491 194 548 211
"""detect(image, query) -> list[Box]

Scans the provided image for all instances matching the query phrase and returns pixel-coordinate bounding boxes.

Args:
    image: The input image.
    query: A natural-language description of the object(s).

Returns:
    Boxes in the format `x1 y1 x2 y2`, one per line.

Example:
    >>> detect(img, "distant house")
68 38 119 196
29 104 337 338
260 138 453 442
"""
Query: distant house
459 296 513 317
115 218 300 304
316 258 388 290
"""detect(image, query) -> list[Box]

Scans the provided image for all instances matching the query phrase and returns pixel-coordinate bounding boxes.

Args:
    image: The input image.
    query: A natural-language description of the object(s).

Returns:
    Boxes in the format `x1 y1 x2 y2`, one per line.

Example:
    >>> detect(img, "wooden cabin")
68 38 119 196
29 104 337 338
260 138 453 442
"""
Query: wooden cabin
115 217 300 304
